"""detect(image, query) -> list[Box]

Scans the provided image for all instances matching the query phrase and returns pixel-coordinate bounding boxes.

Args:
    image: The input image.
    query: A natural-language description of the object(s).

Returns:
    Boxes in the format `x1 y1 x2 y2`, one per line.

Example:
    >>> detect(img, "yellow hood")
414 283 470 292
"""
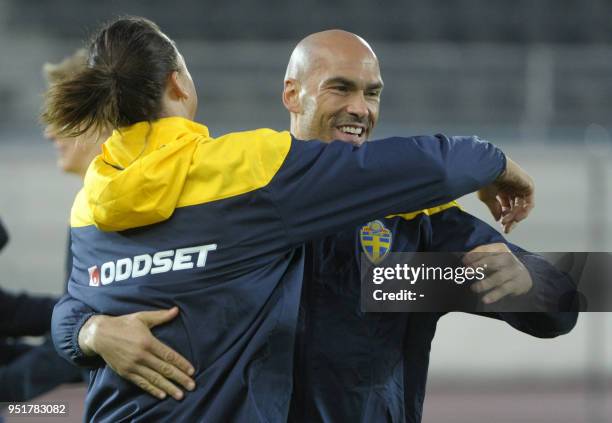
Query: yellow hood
82 117 210 232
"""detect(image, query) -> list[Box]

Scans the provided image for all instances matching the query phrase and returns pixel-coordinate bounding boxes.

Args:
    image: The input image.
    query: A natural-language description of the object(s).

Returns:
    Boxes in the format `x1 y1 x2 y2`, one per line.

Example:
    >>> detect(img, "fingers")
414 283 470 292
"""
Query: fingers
135 307 179 328
502 221 517 234
131 314 196 394
501 197 519 222
500 196 534 233
471 270 520 304
89 309 198 402
463 251 486 263
463 250 506 266
149 339 195 378
127 373 168 400
143 349 196 392
485 198 502 221
471 270 509 294
500 197 516 231
464 242 508 256
481 283 514 304
134 365 185 401
493 157 536 232
464 243 533 304
464 249 518 303
477 186 532 228
499 194 512 213
511 196 534 222
477 187 501 221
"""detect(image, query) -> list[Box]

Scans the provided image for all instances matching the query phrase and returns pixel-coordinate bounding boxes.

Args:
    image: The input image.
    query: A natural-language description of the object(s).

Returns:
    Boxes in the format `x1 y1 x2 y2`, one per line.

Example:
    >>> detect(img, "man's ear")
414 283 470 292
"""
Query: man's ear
282 79 301 113
167 70 190 100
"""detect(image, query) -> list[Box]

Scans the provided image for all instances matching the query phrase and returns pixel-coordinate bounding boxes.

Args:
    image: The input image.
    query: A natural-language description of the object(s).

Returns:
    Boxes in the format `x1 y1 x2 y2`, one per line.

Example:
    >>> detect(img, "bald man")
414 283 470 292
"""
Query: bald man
280 30 575 422
52 31 575 422
283 30 529 227
283 31 381 146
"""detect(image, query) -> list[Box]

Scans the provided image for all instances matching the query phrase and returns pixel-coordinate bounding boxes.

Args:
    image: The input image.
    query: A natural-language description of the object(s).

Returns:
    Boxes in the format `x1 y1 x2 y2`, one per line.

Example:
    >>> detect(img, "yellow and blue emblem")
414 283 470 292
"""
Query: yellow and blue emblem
360 220 392 264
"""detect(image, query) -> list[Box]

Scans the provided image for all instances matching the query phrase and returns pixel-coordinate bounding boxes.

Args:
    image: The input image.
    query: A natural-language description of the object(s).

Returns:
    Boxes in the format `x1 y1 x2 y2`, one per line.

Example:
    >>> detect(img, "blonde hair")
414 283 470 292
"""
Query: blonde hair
42 49 88 84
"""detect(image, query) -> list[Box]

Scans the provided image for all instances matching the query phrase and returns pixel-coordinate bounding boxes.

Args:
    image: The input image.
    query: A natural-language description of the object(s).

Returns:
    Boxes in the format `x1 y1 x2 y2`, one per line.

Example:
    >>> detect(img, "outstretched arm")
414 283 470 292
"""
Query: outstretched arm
268 134 532 244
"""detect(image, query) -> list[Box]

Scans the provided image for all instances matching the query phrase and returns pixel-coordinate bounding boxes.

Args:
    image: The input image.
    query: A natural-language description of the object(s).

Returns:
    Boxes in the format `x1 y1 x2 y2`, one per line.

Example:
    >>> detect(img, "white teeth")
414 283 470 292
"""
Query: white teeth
339 126 363 135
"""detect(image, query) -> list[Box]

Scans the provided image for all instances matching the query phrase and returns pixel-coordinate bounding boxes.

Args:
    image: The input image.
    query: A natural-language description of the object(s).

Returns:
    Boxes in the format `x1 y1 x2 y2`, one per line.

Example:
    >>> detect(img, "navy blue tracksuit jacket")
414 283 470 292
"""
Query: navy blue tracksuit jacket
288 206 577 422
52 117 511 421
55 203 577 422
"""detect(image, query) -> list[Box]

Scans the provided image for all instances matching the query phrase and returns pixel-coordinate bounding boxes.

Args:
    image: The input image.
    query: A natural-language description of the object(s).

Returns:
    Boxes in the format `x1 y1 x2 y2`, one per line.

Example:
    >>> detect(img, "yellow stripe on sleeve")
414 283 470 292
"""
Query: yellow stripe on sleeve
386 200 461 221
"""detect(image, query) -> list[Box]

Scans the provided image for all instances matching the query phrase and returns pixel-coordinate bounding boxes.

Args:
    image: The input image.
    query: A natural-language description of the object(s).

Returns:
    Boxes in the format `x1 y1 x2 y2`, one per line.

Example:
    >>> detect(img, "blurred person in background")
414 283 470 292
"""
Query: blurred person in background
0 220 79 403
44 51 104 181
0 49 104 404
43 49 109 281
51 28 576 423
0 218 61 402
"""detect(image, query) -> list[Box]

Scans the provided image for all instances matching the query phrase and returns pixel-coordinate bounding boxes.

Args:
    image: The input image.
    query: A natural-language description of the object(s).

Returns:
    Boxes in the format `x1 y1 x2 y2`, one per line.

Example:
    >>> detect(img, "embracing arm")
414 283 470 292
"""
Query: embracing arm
489 248 578 338
51 293 195 400
51 294 104 367
427 207 578 337
268 133 533 244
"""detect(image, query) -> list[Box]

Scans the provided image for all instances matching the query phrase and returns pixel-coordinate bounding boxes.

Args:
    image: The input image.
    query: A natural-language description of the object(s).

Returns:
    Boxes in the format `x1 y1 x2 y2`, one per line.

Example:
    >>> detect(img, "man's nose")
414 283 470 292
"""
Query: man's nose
345 92 369 119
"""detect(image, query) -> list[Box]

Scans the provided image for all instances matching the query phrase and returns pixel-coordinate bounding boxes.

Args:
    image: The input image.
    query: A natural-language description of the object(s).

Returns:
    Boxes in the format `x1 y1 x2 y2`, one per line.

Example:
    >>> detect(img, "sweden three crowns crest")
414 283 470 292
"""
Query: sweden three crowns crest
360 220 392 264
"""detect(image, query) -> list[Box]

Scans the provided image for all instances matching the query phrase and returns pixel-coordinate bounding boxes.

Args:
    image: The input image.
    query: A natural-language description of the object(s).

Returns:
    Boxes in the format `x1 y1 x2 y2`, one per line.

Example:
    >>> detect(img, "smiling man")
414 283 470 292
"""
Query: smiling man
280 30 576 422
51 30 575 423
283 31 383 146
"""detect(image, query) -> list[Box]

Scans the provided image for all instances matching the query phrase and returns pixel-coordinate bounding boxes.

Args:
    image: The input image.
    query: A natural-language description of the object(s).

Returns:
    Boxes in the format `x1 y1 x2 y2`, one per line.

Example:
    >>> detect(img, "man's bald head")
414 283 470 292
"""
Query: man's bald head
283 30 383 146
285 30 379 82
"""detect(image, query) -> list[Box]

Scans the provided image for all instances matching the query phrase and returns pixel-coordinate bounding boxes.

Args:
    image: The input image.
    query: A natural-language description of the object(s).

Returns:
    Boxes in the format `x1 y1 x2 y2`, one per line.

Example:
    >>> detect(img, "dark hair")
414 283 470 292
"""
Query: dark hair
42 16 179 137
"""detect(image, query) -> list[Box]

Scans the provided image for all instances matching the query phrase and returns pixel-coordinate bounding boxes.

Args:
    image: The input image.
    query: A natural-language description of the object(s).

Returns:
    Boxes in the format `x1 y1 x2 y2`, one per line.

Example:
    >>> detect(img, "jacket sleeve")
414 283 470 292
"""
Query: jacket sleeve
267 134 506 245
427 207 578 337
51 293 105 368
494 247 578 337
0 288 58 337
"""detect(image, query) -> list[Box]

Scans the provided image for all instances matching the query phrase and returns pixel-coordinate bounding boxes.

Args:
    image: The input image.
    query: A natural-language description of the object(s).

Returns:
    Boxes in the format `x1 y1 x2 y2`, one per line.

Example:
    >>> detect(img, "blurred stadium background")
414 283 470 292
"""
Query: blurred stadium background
0 1 610 422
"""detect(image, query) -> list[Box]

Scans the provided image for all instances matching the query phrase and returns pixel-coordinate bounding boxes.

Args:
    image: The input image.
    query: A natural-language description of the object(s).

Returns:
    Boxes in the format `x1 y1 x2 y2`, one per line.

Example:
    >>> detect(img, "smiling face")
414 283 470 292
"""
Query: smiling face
284 31 383 146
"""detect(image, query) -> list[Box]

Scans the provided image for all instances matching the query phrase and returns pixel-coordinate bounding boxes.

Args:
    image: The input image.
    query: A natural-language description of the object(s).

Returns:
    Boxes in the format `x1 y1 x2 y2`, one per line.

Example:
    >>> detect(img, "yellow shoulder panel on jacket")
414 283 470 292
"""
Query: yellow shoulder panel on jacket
177 129 292 208
386 200 461 221
71 188 95 228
